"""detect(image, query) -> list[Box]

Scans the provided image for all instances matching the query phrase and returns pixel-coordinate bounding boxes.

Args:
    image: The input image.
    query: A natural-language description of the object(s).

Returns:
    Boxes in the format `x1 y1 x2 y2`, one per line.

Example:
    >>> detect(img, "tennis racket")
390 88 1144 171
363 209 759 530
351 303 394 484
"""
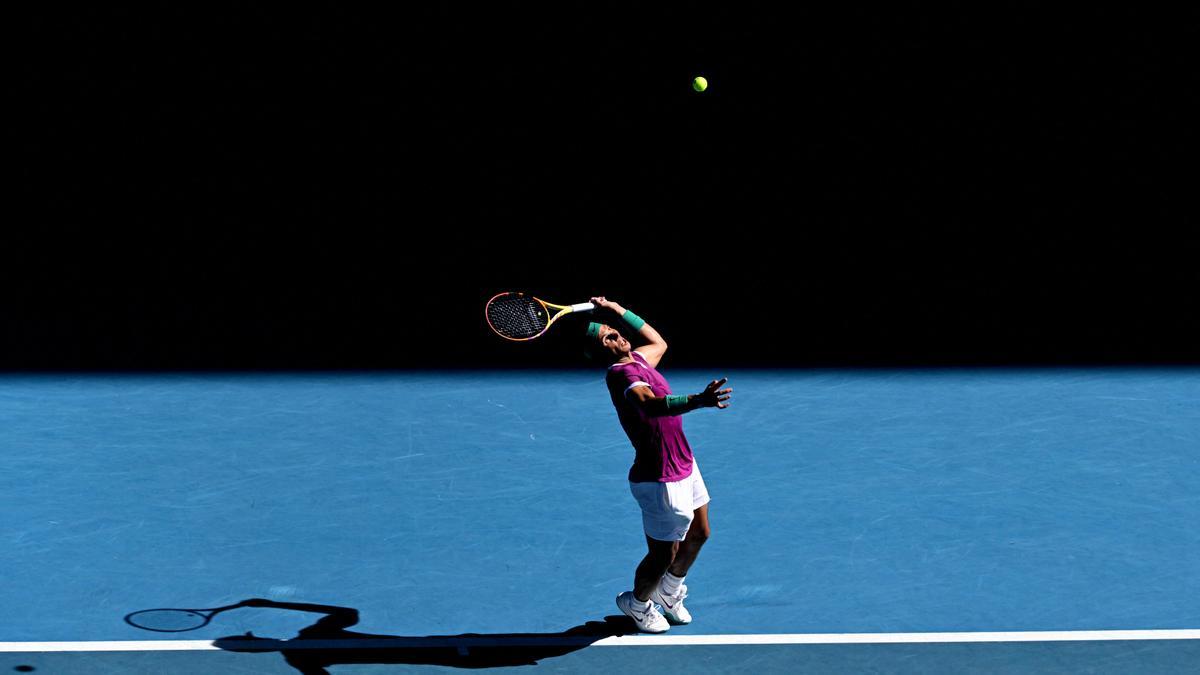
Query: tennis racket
485 292 595 341
125 603 245 632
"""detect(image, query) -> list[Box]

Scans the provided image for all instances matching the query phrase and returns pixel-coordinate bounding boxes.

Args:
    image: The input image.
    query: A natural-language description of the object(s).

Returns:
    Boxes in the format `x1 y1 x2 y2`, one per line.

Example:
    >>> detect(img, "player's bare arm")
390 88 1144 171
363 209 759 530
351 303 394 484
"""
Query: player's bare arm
591 296 668 367
627 378 733 415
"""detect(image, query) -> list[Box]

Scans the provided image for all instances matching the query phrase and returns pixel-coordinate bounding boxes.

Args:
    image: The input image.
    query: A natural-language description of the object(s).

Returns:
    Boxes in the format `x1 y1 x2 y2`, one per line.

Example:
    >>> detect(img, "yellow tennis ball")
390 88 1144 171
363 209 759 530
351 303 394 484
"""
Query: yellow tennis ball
692 76 708 92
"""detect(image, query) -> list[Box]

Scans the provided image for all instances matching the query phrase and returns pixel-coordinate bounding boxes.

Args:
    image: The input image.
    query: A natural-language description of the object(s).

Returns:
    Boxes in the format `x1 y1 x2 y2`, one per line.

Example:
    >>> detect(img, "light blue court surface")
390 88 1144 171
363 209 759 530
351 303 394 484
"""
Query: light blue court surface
2 369 1198 672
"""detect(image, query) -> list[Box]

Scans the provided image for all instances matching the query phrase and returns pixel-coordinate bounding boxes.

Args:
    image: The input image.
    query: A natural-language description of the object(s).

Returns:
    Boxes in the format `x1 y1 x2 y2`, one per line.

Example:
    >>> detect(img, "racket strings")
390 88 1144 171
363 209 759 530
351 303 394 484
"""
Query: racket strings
487 295 548 339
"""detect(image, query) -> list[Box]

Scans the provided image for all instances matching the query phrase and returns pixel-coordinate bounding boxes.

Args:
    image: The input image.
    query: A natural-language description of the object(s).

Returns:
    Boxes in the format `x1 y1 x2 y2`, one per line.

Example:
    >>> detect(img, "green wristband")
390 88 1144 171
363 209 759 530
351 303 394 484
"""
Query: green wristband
621 310 646 332
665 394 689 412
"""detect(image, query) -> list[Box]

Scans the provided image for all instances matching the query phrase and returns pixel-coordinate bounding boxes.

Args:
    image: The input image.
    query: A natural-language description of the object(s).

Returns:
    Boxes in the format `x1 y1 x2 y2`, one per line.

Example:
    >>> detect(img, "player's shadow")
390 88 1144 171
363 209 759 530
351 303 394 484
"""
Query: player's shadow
211 598 637 673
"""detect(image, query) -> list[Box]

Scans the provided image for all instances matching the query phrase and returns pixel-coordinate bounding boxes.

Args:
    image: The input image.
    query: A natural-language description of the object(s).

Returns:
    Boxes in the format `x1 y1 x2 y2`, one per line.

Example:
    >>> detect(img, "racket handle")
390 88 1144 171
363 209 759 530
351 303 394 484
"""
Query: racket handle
571 303 596 313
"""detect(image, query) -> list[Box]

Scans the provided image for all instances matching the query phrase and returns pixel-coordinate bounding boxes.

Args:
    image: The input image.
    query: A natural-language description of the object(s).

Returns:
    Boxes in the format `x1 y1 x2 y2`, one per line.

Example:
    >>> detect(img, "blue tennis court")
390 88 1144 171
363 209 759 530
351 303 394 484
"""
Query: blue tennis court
3 368 1197 672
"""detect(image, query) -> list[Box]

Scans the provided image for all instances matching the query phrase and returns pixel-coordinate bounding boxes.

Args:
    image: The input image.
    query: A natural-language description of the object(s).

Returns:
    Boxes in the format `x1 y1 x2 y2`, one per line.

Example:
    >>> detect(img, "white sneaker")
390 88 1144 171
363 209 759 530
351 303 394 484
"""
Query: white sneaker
615 591 670 633
650 583 692 624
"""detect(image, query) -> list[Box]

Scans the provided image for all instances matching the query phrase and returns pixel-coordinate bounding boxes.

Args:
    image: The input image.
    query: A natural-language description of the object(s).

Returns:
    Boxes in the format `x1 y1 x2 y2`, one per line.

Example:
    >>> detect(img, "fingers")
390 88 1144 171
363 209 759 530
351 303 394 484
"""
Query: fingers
702 378 733 409
591 296 620 311
707 377 728 391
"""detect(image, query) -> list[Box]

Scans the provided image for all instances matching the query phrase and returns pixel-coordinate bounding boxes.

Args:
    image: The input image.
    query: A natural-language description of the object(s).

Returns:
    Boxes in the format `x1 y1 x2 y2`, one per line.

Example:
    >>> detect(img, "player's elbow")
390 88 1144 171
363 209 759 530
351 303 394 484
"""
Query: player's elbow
628 392 663 416
630 398 655 415
646 338 668 358
643 397 674 417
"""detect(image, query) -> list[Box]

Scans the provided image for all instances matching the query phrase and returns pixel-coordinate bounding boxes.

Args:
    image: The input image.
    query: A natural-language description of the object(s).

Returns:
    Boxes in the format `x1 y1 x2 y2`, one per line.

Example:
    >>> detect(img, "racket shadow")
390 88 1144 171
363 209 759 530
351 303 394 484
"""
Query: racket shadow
210 598 637 673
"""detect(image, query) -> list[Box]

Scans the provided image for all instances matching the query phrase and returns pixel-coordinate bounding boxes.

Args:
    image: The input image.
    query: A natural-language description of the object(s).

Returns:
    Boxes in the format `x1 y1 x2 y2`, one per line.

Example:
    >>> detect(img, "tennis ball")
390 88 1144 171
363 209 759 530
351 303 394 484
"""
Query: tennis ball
692 76 708 92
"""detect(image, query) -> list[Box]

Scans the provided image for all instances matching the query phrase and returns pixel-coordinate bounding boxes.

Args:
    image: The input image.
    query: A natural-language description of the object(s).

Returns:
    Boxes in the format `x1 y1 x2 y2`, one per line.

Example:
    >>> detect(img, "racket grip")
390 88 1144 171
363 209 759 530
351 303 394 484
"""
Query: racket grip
571 303 596 313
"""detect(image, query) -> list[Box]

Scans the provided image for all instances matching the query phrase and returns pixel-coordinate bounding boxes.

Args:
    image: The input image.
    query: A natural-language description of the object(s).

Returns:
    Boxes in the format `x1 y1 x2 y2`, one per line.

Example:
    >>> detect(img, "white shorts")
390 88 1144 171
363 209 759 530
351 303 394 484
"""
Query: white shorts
629 462 711 542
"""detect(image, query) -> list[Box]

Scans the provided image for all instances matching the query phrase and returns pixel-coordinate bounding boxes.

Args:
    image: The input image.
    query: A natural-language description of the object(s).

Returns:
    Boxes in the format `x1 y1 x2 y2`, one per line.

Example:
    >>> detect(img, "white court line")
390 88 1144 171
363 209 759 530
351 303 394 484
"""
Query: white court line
3 630 1199 652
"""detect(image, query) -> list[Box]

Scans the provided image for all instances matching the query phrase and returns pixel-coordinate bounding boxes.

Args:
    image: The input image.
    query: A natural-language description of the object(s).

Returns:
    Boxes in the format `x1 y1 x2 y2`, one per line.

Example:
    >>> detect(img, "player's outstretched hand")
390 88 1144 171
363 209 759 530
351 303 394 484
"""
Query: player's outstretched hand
697 378 733 409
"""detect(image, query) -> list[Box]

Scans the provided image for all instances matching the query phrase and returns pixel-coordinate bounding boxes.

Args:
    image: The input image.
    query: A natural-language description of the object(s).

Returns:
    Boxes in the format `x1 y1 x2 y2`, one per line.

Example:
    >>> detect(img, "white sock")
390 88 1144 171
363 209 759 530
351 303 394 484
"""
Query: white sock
631 594 652 609
660 572 685 596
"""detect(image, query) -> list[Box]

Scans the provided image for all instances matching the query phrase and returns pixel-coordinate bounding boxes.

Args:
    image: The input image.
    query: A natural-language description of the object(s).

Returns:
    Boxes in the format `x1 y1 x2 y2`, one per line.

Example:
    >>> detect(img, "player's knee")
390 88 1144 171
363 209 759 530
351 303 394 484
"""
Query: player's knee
647 538 677 563
663 541 680 563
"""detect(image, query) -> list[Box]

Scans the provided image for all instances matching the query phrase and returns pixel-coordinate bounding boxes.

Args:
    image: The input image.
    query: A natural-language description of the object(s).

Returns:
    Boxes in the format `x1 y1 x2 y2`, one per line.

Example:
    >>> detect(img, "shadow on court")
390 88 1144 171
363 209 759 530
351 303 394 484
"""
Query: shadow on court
177 599 635 673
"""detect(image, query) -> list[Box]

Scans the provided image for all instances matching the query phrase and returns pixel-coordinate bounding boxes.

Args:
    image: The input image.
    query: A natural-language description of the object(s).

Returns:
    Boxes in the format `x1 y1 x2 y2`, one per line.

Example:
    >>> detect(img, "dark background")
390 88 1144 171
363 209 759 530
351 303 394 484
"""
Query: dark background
9 6 1198 370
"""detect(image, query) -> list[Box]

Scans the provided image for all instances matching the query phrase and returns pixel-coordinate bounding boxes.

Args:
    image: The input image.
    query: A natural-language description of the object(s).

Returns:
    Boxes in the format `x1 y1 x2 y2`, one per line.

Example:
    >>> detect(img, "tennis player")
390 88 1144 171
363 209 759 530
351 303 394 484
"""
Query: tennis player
586 296 732 633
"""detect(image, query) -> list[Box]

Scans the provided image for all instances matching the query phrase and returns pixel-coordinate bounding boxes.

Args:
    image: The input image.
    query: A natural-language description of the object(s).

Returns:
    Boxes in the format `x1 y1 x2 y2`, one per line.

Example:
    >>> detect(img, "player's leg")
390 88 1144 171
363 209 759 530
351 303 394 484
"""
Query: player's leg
616 536 676 633
652 463 710 625
620 480 689 632
668 502 710 577
635 536 678 601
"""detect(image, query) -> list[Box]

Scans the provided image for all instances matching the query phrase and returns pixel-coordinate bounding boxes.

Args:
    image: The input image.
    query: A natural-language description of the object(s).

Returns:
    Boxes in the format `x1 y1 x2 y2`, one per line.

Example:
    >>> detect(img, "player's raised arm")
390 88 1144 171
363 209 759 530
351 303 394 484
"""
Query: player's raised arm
591 296 668 367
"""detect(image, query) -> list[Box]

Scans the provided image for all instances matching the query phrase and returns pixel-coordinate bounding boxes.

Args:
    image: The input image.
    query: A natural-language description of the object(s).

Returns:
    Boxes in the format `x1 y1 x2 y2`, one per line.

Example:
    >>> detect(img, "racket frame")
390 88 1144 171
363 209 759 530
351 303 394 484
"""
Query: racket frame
124 604 244 632
485 292 594 341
